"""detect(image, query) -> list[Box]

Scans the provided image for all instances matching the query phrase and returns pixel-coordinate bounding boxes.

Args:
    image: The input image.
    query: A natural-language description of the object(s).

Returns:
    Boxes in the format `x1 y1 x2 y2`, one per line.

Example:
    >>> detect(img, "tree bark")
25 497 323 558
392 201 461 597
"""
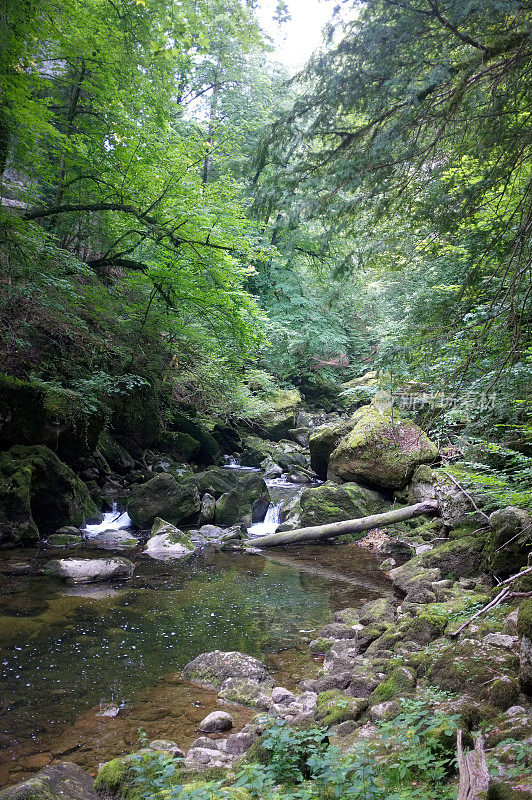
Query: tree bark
244 500 439 548
457 730 490 800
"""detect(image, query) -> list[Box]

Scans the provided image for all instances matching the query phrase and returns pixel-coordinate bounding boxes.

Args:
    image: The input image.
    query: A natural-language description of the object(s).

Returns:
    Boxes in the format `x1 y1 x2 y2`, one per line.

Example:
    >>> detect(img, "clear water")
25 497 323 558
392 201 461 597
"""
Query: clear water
0 543 392 787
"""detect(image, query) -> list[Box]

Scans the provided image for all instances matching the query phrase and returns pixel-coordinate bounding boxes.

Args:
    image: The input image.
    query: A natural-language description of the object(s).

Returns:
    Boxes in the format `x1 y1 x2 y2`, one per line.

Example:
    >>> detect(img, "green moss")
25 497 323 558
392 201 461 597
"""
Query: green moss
517 597 532 638
309 637 335 654
316 690 367 726
94 757 129 794
369 667 415 704
47 533 82 546
299 482 386 527
487 783 532 800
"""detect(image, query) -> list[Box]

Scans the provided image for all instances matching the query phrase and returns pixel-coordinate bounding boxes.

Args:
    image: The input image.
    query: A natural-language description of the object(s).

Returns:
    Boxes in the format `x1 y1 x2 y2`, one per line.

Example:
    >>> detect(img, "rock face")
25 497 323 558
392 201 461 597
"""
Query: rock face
0 762 98 800
0 445 100 546
168 410 221 466
298 481 387 527
214 473 270 527
127 473 200 528
0 375 104 465
44 557 135 583
488 507 532 575
199 710 233 732
328 405 438 490
183 650 270 688
145 518 195 558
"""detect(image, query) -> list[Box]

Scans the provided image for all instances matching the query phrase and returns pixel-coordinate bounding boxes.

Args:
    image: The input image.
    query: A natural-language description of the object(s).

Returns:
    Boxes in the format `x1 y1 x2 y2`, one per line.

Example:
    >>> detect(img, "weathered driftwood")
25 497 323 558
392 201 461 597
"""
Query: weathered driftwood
244 499 439 549
457 730 490 800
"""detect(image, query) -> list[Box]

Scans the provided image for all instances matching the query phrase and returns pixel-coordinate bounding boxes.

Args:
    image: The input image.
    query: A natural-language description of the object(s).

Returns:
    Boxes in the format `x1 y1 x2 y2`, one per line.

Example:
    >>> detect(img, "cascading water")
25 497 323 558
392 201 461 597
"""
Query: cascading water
84 502 132 536
247 500 284 537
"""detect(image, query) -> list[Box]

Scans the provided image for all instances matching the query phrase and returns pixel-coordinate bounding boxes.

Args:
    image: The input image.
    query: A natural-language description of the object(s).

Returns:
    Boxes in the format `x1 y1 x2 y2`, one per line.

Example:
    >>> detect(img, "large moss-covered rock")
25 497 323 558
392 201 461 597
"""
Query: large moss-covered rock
488 507 532 575
215 473 269 527
309 420 353 480
329 405 439 490
518 598 532 696
298 481 387 527
182 467 238 499
145 518 195 558
390 535 486 591
98 430 135 474
240 435 308 471
168 411 221 466
0 762 98 800
0 374 104 465
183 650 271 688
158 431 200 461
0 445 99 545
127 473 200 528
240 389 301 441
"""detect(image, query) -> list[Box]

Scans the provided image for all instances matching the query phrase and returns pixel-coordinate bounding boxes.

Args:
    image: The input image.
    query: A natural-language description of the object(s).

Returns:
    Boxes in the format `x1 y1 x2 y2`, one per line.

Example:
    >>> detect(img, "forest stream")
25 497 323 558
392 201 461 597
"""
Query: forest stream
0 471 392 788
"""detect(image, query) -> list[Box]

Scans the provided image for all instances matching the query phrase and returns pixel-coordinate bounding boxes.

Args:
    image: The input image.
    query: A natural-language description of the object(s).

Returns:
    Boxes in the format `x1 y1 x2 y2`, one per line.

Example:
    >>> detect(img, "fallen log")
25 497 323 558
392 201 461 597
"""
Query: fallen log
457 730 490 800
244 499 439 548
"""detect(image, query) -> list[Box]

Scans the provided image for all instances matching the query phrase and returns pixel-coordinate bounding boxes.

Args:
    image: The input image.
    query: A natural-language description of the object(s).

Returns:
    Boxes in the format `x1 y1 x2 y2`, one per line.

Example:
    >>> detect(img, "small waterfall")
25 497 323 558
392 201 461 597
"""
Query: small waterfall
223 455 241 468
247 500 284 538
84 502 132 536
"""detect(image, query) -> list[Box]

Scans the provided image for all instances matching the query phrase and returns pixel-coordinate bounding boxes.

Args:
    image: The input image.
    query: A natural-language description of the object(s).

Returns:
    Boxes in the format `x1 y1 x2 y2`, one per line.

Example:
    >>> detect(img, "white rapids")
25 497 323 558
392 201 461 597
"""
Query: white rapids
84 502 132 536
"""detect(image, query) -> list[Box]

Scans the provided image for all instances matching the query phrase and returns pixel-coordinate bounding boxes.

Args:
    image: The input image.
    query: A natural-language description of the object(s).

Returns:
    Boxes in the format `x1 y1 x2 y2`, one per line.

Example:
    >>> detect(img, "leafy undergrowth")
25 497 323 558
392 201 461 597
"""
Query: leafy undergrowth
127 700 461 800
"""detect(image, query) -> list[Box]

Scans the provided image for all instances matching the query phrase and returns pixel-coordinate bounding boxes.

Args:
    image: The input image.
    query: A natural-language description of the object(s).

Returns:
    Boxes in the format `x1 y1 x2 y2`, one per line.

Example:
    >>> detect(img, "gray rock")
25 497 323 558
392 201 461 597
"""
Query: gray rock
404 586 437 604
0 762 98 800
333 608 359 625
85 530 138 550
43 557 134 583
369 700 401 722
504 609 519 636
185 747 232 768
359 597 396 626
145 518 195 558
183 650 270 688
190 737 220 751
199 710 233 733
224 731 258 755
483 633 518 650
319 622 357 640
271 686 297 706
199 493 216 524
148 740 184 758
218 676 273 708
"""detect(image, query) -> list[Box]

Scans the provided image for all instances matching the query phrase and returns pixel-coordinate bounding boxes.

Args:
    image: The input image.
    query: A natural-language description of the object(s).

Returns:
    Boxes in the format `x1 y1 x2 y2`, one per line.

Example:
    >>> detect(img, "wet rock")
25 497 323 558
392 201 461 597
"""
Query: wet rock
145 518 195 558
47 533 84 547
359 598 396 626
319 622 358 640
0 445 100 546
127 474 200 528
148 740 184 758
328 405 439 490
43 557 134 583
218 677 273 708
199 493 216 524
261 458 283 479
96 702 120 717
85 530 138 550
215 473 270 527
0 762 98 800
199 711 233 733
333 608 360 626
183 650 271 689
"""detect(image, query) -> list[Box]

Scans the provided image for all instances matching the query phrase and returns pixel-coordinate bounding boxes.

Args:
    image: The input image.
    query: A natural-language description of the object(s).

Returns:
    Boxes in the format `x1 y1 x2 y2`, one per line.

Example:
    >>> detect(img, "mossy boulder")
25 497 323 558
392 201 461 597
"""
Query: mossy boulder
94 752 185 799
182 650 271 688
390 535 487 592
328 405 439 490
98 431 135 474
168 411 221 465
158 431 200 461
315 689 367 726
309 419 354 480
0 374 104 465
488 507 532 575
127 473 200 528
145 518 195 558
240 389 301 441
0 445 99 545
359 597 396 626
47 533 83 546
425 638 520 706
518 598 532 696
0 762 98 800
369 666 416 704
240 435 308 471
182 468 238 500
298 481 387 527
215 473 269 527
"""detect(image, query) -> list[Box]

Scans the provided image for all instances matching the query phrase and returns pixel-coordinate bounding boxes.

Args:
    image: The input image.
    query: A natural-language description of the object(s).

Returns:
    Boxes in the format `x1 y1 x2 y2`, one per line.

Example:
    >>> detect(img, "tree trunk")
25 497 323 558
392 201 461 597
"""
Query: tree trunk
457 730 490 800
244 500 439 548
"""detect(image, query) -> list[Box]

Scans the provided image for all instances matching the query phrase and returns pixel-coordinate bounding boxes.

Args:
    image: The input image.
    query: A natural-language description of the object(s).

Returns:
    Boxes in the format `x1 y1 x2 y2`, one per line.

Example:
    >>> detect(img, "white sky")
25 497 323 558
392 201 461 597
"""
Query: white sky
257 0 338 73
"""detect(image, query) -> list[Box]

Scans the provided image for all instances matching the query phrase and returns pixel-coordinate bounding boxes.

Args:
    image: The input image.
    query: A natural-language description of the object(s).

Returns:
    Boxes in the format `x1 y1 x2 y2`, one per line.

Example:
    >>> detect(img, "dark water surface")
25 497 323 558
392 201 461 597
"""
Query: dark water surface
0 543 392 786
